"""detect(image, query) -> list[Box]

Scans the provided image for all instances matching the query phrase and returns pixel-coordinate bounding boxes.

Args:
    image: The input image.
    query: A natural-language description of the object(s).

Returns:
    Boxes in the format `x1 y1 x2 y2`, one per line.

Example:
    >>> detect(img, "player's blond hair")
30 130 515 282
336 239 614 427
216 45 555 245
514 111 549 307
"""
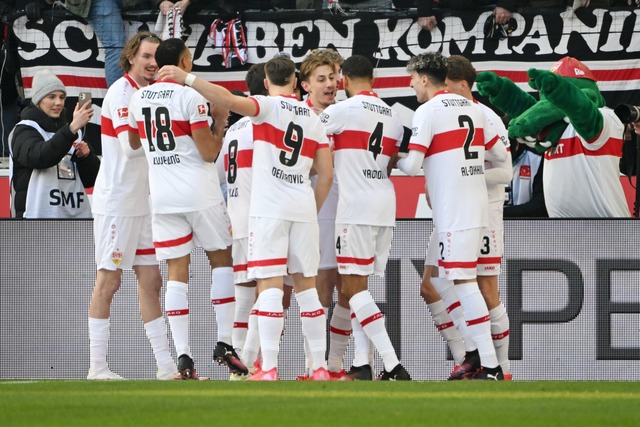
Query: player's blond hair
299 48 343 83
119 31 161 73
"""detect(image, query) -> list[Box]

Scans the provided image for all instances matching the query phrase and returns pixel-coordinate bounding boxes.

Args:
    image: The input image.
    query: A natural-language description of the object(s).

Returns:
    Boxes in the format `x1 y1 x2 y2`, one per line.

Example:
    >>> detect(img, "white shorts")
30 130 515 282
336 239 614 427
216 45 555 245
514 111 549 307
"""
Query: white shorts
152 203 232 261
435 228 482 281
232 237 250 285
477 227 503 276
425 228 439 268
335 223 393 277
247 217 319 279
94 214 157 270
318 219 338 270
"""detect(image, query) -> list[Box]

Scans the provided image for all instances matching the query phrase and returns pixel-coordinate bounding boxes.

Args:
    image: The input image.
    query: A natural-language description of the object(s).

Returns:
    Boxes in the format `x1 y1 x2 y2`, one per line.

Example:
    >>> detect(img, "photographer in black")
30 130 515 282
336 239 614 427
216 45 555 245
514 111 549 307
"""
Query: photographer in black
614 103 640 216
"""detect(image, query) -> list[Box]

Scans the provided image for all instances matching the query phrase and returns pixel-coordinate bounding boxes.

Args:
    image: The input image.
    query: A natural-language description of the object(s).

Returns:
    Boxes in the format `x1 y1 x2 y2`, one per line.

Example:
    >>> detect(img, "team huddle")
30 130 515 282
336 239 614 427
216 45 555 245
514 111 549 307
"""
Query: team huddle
87 30 513 382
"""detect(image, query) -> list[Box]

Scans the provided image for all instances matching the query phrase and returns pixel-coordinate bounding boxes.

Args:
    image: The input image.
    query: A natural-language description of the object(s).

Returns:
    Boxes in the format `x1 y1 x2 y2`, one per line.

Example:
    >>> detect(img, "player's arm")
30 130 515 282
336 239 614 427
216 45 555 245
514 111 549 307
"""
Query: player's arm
396 150 425 176
485 152 512 185
158 65 258 117
127 103 143 151
312 146 333 213
192 126 218 163
118 129 144 158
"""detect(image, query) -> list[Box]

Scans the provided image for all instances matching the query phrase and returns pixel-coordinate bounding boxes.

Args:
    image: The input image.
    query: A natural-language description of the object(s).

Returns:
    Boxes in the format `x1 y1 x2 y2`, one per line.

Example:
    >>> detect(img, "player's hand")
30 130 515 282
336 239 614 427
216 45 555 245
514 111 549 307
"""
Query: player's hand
173 0 190 12
475 71 503 98
211 103 229 126
528 68 561 94
158 0 175 15
69 101 94 134
418 16 437 31
158 65 187 84
73 141 91 158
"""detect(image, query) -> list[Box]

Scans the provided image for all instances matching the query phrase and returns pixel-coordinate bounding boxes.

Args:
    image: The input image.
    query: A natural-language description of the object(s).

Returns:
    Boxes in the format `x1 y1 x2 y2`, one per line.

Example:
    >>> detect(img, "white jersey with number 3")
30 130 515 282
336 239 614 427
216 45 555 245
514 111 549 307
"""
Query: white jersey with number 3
320 91 404 226
248 94 330 222
409 90 506 232
128 80 222 214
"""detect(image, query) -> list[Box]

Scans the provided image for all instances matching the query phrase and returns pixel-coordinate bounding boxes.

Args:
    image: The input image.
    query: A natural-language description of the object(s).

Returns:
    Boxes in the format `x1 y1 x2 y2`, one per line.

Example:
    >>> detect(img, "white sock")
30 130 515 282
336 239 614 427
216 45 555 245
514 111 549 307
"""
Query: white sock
432 277 476 353
241 302 260 369
490 303 511 374
88 317 110 372
349 290 399 372
165 280 190 358
351 312 371 367
144 317 175 372
328 304 351 372
211 267 235 345
232 285 256 352
257 288 284 371
427 299 465 365
295 288 327 371
454 282 498 368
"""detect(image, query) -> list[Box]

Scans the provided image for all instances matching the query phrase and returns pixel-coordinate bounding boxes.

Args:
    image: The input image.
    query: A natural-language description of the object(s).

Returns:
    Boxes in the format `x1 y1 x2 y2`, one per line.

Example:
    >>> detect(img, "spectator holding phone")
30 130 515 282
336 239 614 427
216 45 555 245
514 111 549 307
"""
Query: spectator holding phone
9 69 99 218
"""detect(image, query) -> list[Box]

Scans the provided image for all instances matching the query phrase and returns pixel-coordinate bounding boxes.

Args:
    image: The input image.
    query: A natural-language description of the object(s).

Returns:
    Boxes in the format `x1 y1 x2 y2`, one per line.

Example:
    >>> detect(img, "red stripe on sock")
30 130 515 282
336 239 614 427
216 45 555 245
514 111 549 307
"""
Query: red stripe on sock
234 322 249 329
435 321 454 331
492 330 510 340
446 301 461 313
359 312 383 327
466 315 490 326
301 309 325 318
211 297 236 305
257 311 284 318
330 326 352 336
166 309 189 316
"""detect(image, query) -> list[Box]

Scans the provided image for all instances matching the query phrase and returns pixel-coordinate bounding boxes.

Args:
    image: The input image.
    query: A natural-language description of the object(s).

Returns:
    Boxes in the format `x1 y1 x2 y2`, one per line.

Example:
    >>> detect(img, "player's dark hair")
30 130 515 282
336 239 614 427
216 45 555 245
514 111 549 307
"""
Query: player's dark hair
245 63 268 96
341 55 374 80
119 31 161 73
155 38 188 69
406 52 448 85
264 57 296 87
446 55 476 87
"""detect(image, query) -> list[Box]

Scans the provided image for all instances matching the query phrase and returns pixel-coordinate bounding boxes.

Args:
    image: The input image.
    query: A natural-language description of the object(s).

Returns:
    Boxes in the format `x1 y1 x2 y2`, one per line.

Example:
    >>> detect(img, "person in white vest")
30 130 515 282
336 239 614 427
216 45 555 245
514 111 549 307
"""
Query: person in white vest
9 69 98 219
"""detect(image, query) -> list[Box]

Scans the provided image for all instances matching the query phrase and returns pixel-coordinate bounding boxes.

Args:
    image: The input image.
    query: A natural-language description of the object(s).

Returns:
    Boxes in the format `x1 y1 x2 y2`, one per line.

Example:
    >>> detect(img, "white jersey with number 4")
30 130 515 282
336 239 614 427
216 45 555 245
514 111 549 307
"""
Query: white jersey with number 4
320 91 404 226
128 80 222 214
92 74 150 217
409 90 507 232
248 94 330 222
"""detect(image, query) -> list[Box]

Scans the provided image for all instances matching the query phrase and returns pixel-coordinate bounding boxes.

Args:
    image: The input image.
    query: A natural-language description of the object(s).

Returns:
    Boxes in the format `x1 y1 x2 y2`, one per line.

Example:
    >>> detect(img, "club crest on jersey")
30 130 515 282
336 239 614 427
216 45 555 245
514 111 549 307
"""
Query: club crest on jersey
197 104 207 115
519 165 531 178
112 251 123 265
117 108 128 119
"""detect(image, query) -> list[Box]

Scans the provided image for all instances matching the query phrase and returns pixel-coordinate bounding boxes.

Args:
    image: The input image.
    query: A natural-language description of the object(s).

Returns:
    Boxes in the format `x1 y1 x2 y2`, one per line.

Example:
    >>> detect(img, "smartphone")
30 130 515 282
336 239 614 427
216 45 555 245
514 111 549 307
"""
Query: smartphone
78 92 92 107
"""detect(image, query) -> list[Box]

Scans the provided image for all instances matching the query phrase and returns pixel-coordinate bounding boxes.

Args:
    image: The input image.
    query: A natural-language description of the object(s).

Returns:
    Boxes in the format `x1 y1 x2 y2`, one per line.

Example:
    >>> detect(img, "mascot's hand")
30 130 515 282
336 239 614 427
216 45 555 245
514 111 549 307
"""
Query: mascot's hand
475 71 503 98
528 69 562 94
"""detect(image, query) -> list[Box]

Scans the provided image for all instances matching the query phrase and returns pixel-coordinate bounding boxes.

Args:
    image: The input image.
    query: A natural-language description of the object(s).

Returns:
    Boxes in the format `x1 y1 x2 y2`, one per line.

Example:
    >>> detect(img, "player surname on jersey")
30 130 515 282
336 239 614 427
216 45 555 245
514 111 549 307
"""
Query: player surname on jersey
153 154 181 165
460 164 484 176
272 167 304 184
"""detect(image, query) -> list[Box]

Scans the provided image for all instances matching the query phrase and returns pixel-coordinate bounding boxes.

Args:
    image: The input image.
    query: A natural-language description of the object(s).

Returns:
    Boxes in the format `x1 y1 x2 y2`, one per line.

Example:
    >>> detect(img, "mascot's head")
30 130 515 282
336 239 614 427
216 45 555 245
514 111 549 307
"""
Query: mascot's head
507 56 605 152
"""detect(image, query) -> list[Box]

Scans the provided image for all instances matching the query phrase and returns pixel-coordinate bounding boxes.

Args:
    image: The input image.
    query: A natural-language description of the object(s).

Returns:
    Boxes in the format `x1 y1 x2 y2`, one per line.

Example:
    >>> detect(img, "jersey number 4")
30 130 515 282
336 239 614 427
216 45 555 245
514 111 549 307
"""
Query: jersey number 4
142 107 177 152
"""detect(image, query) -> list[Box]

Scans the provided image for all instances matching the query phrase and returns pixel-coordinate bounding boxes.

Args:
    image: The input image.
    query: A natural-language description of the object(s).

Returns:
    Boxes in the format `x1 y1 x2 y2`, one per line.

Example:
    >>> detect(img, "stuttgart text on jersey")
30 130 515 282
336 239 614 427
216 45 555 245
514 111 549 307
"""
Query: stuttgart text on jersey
361 101 392 117
280 101 311 116
140 89 175 100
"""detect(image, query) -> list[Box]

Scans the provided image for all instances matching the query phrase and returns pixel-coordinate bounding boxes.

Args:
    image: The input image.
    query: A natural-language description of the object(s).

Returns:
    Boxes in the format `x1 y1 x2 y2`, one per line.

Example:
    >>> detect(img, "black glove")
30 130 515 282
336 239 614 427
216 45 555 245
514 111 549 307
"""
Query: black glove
24 0 43 22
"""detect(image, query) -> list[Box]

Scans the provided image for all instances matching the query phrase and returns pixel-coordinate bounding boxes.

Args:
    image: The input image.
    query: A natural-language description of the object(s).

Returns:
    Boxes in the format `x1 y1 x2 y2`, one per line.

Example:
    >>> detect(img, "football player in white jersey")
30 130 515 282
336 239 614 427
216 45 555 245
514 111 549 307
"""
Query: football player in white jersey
297 49 355 380
158 56 334 381
88 32 180 380
129 38 247 380
396 52 509 380
418 55 513 380
320 55 410 381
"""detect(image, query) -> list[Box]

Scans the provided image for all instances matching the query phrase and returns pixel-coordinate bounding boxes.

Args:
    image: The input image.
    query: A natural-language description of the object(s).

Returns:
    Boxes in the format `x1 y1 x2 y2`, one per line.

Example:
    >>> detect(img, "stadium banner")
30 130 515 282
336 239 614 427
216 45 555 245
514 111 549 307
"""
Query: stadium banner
1 219 638 381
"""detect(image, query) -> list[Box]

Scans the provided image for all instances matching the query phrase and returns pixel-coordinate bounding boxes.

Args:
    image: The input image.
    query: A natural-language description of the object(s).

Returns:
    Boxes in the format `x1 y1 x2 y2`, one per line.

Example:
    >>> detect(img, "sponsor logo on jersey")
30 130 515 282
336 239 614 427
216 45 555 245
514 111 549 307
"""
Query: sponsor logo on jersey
117 107 128 119
197 104 207 115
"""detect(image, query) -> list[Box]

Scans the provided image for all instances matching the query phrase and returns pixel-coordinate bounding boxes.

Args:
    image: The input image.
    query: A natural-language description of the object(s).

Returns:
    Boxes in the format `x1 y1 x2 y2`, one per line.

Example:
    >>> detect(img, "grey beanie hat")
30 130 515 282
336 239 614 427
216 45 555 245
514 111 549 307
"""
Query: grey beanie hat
31 70 66 106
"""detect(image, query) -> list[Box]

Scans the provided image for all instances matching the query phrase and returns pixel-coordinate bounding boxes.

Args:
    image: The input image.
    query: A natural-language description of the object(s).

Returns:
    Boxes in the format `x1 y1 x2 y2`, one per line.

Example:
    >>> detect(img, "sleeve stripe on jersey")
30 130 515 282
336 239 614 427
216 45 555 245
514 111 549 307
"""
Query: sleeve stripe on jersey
191 120 210 131
333 130 399 157
544 136 623 159
129 124 139 135
485 134 500 151
153 232 193 248
224 149 253 171
101 116 117 137
407 143 428 153
253 122 322 160
247 258 288 268
249 97 260 116
427 128 484 156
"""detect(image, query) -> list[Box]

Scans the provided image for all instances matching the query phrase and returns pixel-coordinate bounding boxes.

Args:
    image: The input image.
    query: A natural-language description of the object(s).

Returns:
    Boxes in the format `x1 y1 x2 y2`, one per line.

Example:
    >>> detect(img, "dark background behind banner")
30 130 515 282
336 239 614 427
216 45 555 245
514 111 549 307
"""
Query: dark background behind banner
8 7 640 154
1 219 639 380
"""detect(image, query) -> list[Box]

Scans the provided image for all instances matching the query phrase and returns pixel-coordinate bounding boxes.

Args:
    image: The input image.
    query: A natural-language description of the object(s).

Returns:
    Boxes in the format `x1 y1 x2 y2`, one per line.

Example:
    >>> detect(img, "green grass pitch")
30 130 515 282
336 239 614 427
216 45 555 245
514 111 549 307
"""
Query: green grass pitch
1 381 638 426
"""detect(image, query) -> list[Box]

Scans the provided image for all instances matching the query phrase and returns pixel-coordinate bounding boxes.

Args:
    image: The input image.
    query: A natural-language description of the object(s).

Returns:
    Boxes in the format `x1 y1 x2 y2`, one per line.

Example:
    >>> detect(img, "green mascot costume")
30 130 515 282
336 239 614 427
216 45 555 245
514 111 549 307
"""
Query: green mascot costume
475 57 630 217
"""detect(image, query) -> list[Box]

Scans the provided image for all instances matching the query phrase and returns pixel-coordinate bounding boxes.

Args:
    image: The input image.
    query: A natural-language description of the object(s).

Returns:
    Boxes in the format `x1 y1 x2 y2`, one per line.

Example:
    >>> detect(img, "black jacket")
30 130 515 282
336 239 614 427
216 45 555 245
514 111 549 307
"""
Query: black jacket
10 104 100 218
417 0 519 18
